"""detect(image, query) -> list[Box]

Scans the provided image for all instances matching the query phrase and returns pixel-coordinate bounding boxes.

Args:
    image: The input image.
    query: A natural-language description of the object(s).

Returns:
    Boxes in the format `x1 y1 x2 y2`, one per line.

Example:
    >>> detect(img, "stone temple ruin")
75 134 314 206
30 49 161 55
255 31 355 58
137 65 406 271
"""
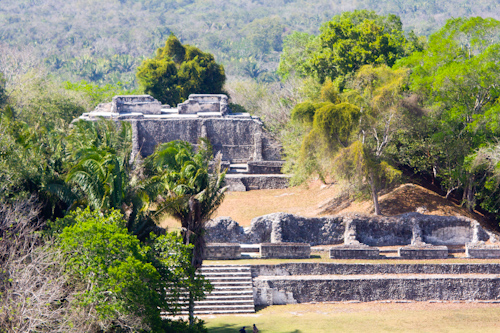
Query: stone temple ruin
77 94 290 191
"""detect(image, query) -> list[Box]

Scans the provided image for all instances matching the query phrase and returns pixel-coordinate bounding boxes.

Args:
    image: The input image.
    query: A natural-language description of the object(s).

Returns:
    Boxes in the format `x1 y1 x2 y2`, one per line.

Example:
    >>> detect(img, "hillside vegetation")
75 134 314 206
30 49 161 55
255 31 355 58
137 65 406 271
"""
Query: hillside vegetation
1 0 500 85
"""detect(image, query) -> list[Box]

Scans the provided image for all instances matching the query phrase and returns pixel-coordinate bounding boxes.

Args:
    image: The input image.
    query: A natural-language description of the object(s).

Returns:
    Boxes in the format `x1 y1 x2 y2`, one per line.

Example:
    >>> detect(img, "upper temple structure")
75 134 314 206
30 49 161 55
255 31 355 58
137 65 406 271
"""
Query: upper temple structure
77 94 289 191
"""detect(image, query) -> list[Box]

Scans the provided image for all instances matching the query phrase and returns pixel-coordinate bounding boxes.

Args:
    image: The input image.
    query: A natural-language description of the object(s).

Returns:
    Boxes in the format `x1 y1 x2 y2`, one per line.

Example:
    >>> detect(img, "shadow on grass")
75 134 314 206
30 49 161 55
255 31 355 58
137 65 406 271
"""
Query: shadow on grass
209 325 301 333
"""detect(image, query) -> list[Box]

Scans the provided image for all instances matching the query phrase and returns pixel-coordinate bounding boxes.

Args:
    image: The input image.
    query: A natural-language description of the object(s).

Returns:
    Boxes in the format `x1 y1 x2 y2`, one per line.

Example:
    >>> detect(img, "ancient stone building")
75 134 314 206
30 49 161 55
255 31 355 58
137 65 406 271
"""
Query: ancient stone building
77 94 289 190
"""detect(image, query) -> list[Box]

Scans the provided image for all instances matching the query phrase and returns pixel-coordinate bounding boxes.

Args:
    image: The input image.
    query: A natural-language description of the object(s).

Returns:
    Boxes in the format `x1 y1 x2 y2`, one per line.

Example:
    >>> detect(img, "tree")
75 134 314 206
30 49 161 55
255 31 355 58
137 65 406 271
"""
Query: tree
65 120 163 239
396 17 500 209
56 207 209 332
0 72 7 108
145 140 227 326
136 34 226 106
289 65 406 215
279 10 418 89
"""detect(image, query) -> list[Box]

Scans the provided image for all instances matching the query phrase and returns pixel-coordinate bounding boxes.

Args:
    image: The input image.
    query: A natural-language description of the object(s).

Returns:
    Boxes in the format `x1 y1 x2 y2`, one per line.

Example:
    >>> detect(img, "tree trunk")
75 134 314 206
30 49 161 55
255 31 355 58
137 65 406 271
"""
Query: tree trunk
188 288 195 327
369 176 381 215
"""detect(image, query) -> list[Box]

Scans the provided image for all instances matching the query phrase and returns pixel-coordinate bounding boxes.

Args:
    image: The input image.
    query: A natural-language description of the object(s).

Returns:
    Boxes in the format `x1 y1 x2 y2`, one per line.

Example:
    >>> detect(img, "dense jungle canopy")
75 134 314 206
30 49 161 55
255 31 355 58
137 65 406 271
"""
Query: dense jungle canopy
1 0 499 86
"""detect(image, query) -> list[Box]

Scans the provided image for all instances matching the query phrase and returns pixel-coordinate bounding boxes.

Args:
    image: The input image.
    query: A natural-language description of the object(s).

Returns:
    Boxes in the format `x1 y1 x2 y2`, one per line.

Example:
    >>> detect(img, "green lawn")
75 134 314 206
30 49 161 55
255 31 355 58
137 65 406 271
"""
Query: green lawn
203 302 500 333
204 253 500 265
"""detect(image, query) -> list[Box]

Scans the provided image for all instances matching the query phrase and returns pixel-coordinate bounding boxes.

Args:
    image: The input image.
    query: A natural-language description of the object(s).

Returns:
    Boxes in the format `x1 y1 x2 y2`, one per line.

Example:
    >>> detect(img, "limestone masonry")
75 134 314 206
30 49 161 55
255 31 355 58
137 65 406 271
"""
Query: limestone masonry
77 94 288 190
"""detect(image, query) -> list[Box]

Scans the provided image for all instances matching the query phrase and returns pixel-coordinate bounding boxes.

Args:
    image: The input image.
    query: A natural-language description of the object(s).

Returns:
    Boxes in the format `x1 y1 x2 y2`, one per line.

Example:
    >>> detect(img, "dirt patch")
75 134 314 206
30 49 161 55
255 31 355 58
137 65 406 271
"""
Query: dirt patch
160 181 491 229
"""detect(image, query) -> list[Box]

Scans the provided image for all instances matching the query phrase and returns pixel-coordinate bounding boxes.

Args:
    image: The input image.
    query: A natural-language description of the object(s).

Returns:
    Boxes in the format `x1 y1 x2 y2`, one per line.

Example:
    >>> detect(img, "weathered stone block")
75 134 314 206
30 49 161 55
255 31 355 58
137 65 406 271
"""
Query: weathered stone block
398 245 448 259
203 243 241 260
329 245 380 259
260 243 311 259
466 243 500 258
177 94 228 115
112 95 162 115
247 161 284 174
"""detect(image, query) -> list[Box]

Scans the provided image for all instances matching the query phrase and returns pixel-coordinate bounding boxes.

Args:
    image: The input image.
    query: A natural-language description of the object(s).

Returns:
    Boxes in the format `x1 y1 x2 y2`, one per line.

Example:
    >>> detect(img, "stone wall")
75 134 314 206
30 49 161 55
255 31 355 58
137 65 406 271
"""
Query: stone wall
177 94 228 115
250 263 500 277
203 243 241 260
133 118 282 162
112 95 162 114
253 275 500 305
225 175 290 192
205 212 492 246
260 243 311 259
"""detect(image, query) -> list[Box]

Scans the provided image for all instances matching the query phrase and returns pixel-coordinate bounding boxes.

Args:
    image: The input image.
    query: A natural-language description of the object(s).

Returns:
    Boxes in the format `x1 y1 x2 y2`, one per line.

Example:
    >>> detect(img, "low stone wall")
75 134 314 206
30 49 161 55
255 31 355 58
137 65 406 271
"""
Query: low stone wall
247 161 284 174
250 263 500 278
203 243 241 260
466 244 500 258
225 175 290 192
253 275 500 305
260 243 311 259
398 245 448 259
329 245 380 259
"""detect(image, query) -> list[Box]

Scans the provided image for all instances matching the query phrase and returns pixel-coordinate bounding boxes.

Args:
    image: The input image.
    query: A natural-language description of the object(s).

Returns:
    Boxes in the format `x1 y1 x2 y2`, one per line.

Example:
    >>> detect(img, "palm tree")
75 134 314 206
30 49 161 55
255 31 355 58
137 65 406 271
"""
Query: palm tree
66 120 161 238
146 140 227 325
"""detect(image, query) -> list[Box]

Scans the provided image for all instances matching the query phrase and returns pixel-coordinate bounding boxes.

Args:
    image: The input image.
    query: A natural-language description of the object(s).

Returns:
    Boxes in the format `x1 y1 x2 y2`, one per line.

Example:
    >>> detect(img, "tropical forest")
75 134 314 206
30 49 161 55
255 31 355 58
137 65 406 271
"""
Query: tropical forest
1 0 500 332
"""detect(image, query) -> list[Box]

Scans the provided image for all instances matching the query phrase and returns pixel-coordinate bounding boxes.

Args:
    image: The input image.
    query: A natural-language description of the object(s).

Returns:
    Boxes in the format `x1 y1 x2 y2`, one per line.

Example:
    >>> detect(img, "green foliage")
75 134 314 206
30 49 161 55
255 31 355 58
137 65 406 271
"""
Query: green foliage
290 101 328 123
136 34 225 106
147 141 227 258
58 208 164 329
9 74 88 129
245 16 284 54
285 10 416 88
393 17 500 209
0 113 72 219
1 0 500 84
277 32 316 79
313 102 361 148
56 208 210 331
65 80 141 108
0 72 7 108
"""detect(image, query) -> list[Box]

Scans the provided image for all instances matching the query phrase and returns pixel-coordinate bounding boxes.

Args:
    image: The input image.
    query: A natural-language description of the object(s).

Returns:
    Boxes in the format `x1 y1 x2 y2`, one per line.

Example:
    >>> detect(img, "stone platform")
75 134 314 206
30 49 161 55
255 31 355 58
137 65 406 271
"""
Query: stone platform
329 245 380 259
398 245 449 259
250 263 500 306
260 243 311 259
466 243 500 258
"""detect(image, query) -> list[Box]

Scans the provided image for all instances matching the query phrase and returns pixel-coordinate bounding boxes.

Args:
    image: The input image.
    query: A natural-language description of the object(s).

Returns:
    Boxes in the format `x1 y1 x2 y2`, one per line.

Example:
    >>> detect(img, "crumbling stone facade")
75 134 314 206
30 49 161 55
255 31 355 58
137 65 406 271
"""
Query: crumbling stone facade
205 212 493 246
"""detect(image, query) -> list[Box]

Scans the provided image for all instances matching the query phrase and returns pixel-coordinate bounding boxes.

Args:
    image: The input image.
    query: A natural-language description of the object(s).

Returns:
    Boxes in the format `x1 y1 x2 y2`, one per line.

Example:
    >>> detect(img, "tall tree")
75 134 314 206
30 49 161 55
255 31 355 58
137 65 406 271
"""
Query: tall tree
136 34 226 106
279 10 420 89
145 140 227 326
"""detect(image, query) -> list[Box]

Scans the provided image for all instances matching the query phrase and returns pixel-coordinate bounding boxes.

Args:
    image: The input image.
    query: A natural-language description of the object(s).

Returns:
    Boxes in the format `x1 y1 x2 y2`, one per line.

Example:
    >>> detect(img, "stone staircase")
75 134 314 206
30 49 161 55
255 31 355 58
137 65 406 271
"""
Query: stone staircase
188 265 255 315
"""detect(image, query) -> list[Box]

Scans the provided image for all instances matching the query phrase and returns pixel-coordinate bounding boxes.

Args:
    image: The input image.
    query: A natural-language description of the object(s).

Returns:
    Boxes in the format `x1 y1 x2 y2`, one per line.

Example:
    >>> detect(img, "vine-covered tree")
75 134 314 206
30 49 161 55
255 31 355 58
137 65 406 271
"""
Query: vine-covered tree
136 34 226 106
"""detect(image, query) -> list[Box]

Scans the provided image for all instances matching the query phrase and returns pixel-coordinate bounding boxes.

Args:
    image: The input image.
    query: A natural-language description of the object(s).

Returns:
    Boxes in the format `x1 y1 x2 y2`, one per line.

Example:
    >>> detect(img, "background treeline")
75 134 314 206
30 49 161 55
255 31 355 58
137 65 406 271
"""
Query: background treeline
1 0 500 86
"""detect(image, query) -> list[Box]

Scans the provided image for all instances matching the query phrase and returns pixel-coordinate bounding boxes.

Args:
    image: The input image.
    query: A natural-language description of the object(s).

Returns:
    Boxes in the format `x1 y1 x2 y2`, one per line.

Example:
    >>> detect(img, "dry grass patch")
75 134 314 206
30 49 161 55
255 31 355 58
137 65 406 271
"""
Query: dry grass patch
159 181 491 230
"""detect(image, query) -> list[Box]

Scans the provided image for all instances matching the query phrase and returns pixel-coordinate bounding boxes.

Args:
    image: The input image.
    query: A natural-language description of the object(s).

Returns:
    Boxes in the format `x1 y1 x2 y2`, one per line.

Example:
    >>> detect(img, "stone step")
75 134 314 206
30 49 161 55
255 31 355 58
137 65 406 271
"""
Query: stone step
200 270 251 275
207 290 254 295
196 300 255 306
207 276 252 284
185 264 256 314
200 266 251 272
201 293 253 302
